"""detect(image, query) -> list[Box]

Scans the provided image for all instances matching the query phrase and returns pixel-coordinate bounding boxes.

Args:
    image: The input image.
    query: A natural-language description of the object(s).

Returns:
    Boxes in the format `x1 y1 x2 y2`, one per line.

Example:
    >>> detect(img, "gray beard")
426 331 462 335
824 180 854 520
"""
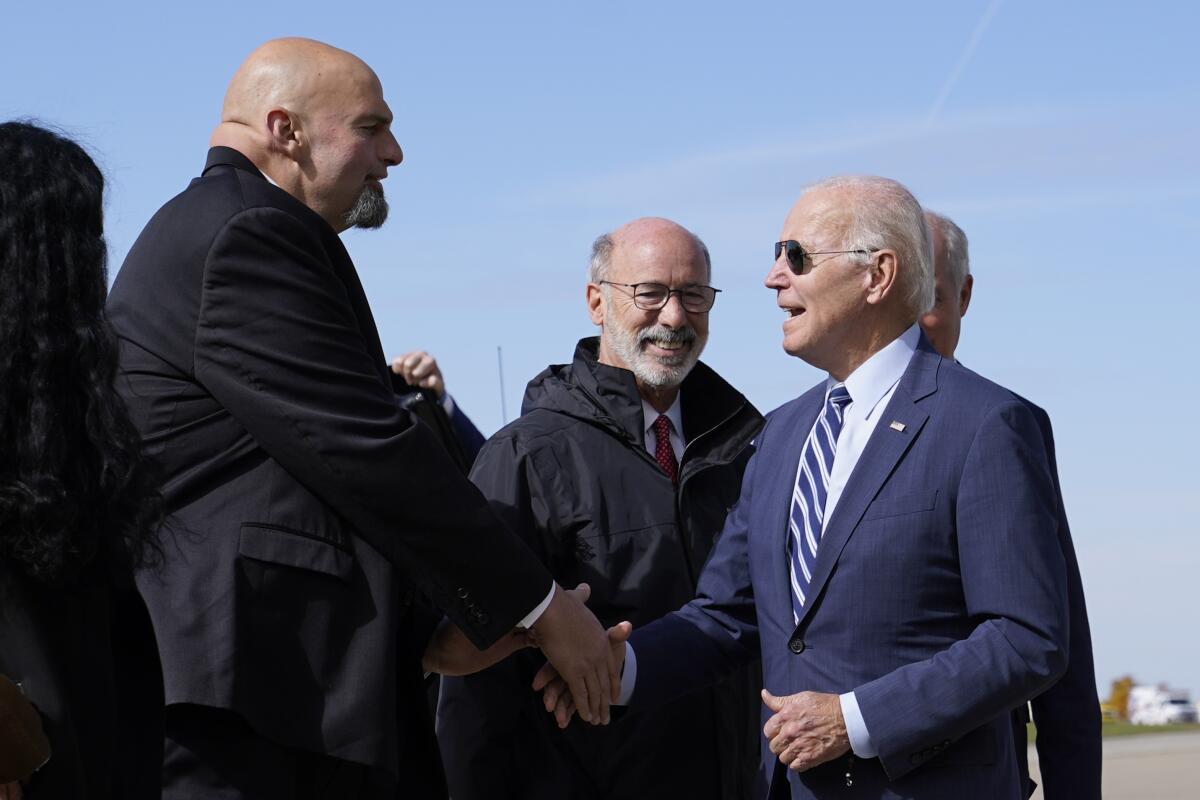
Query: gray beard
344 183 389 229
604 296 706 389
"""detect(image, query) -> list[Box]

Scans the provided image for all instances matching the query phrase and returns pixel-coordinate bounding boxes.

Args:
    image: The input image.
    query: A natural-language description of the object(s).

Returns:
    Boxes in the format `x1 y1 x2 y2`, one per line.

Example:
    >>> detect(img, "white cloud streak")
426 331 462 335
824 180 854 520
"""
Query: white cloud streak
927 0 1005 125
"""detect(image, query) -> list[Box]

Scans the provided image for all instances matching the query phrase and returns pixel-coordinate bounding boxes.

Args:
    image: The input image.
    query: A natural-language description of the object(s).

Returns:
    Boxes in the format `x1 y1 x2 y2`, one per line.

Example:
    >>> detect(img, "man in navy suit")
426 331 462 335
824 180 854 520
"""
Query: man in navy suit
540 176 1070 798
391 349 487 460
921 211 1101 798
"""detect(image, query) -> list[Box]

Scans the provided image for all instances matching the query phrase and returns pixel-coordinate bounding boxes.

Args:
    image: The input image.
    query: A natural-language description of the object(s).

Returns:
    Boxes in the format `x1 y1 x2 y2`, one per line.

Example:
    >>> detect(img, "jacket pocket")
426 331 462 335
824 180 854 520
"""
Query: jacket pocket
238 523 353 581
863 490 938 521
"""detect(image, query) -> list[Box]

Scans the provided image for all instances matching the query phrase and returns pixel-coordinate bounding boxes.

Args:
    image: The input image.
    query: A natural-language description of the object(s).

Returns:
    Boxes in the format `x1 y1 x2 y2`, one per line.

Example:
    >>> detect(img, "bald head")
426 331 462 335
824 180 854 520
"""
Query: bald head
220 39 379 131
212 38 403 232
588 217 711 284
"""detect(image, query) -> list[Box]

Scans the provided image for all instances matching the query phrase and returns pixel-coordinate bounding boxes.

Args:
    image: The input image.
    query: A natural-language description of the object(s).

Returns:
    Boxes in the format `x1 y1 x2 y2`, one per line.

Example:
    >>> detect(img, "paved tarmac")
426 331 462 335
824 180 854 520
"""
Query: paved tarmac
1029 731 1200 799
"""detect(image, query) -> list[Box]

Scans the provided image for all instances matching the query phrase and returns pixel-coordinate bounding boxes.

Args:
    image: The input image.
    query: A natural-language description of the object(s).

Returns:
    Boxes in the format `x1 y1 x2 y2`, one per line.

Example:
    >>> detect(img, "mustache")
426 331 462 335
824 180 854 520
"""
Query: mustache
637 325 696 346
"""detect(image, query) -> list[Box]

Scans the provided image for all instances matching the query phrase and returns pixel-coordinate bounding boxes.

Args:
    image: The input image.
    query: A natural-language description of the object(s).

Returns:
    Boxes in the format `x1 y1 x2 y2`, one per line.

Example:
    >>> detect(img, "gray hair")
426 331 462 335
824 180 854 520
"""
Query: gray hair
588 229 712 283
588 233 616 283
925 210 970 290
804 175 934 317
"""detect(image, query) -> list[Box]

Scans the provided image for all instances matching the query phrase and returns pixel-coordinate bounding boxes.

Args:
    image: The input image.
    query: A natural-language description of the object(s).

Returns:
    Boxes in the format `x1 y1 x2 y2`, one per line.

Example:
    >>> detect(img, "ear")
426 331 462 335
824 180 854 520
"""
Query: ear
265 108 303 159
586 282 605 326
958 274 974 317
863 249 898 306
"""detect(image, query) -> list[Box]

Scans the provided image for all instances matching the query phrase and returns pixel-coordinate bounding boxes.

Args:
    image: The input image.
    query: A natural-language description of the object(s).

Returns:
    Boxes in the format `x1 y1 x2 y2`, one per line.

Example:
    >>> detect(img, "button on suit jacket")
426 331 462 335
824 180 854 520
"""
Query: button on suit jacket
628 337 1070 799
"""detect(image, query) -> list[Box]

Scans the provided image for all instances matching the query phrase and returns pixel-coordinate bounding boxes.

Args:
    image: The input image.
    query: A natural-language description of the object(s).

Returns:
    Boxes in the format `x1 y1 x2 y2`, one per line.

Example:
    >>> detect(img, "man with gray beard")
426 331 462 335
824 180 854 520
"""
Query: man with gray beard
437 218 765 800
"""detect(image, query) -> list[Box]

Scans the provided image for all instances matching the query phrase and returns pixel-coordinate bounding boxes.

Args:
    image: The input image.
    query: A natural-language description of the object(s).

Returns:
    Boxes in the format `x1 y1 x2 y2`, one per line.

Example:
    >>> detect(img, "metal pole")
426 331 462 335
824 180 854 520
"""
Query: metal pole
497 345 508 424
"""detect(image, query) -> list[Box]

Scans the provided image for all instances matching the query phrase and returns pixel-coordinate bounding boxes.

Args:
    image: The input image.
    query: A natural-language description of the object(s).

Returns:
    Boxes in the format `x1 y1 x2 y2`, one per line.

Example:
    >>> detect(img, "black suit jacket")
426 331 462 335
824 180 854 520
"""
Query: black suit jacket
107 148 551 785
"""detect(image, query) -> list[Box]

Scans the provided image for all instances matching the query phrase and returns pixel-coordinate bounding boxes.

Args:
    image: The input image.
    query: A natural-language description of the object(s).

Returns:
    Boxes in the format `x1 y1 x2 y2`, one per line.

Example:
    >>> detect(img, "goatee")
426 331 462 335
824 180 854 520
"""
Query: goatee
344 183 389 229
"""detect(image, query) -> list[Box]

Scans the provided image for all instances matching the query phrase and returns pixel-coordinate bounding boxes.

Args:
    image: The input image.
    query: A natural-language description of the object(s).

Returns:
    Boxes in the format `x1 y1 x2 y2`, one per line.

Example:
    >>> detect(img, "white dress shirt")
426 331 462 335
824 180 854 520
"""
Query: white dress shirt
642 395 684 463
827 325 920 758
617 326 920 752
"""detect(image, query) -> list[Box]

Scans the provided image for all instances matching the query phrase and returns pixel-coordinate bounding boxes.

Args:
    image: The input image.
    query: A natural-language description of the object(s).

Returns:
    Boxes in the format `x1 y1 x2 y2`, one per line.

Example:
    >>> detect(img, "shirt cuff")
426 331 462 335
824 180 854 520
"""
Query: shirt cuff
516 582 556 629
840 691 877 758
615 642 637 705
440 392 456 416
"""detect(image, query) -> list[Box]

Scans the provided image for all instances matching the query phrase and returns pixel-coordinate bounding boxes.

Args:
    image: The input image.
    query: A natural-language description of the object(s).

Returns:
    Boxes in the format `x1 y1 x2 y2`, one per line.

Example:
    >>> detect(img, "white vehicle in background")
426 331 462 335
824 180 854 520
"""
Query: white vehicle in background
1128 684 1199 725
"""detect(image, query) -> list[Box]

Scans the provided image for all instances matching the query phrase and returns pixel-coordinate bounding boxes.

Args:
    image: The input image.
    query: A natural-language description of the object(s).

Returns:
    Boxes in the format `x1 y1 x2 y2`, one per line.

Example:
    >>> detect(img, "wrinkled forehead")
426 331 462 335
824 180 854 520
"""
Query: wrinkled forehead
782 189 852 245
610 232 709 284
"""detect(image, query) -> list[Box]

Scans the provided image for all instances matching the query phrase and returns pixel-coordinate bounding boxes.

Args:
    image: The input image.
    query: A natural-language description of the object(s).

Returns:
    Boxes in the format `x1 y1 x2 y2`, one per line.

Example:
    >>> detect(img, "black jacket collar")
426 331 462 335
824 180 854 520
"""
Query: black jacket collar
521 337 760 458
203 146 264 178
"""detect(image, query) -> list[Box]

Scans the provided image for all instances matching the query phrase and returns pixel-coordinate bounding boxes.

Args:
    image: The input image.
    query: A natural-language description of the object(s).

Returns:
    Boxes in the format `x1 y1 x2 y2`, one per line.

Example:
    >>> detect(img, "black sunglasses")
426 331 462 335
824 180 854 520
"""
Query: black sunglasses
774 240 878 275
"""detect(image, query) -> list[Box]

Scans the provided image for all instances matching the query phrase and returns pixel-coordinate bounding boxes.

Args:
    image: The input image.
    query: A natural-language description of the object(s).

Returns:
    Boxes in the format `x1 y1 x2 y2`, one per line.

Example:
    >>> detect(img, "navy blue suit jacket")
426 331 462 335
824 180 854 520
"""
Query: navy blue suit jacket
1012 399 1101 798
630 338 1070 799
448 405 485 461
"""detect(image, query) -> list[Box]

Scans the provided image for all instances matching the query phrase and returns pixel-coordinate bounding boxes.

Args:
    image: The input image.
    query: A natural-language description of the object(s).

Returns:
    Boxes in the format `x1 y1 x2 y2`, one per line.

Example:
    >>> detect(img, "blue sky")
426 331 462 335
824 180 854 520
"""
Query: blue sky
5 1 1198 700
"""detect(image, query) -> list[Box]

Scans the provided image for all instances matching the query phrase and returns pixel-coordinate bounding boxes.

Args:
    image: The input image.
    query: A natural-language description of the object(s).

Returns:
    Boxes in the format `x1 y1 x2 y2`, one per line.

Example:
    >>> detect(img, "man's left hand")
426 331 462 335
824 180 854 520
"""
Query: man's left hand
391 350 446 398
762 689 850 772
422 618 533 676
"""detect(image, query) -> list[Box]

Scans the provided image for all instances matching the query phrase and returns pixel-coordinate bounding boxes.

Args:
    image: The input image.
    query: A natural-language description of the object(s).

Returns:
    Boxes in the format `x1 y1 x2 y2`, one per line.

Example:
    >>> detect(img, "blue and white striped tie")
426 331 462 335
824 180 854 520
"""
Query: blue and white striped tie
787 383 852 623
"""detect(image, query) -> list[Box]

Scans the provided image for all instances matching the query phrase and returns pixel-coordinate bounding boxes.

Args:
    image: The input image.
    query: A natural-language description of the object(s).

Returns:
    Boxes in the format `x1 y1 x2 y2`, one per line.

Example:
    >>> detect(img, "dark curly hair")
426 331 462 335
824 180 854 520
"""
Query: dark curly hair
0 121 159 584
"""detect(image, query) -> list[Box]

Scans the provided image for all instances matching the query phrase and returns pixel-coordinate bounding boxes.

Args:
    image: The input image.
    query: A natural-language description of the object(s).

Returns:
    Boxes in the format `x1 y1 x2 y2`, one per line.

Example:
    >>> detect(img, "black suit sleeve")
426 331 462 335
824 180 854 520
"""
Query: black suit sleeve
192 207 550 647
438 432 555 799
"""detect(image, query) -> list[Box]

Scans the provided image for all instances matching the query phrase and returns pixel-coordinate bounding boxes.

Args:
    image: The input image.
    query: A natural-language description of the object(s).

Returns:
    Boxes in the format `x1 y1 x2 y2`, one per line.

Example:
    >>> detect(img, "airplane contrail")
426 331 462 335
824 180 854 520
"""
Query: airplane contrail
927 0 1005 125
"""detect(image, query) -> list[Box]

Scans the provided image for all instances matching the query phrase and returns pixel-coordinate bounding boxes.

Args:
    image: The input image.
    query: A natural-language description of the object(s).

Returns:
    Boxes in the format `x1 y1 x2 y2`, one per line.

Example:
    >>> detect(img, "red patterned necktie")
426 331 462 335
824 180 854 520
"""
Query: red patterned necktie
652 414 678 486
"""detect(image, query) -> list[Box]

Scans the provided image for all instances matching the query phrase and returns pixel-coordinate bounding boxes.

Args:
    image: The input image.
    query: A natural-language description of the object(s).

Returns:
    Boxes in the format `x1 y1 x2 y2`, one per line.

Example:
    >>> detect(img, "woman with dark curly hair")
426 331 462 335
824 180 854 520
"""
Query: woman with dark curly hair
0 121 163 799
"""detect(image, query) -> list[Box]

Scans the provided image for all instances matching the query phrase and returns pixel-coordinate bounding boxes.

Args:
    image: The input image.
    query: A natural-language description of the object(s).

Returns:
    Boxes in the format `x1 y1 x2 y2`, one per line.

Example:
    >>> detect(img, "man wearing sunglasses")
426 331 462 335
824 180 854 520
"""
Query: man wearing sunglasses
922 211 1101 799
437 217 764 800
541 177 1070 799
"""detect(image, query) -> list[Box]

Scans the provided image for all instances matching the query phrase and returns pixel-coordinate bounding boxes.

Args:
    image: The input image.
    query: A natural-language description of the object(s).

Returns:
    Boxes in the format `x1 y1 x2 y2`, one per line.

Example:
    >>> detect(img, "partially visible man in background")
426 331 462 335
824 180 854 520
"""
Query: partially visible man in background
922 210 1102 799
438 218 764 799
391 349 486 462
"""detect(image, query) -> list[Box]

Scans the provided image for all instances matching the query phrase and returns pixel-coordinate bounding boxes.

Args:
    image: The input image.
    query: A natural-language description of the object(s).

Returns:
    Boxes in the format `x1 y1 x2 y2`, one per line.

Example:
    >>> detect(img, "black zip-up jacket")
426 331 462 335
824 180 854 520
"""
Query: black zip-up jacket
437 338 764 800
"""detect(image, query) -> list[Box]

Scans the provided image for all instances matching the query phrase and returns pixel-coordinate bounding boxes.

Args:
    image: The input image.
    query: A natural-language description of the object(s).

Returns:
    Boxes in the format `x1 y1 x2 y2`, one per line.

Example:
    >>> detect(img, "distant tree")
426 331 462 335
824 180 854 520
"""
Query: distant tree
1103 676 1134 720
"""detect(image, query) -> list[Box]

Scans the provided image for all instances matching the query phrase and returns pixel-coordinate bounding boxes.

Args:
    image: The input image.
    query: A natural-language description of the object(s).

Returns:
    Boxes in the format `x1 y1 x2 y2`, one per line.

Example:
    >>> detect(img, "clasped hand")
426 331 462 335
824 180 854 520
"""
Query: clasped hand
532 620 632 728
422 583 624 724
762 689 850 772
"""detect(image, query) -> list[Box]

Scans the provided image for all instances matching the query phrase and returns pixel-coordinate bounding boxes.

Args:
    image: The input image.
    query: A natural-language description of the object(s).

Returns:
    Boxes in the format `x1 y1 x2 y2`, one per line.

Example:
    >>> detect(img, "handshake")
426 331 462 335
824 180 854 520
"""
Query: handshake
422 583 632 726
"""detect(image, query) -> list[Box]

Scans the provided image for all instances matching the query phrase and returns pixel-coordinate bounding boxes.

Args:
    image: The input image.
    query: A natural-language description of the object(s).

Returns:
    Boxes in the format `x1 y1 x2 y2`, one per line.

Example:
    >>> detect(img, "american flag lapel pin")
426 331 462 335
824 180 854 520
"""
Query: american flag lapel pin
889 421 906 432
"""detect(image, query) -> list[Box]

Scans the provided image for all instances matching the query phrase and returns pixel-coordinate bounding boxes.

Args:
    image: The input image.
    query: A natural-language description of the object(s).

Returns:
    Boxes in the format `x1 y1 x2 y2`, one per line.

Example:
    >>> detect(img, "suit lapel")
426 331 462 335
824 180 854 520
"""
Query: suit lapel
794 345 941 629
205 148 392 388
321 234 391 386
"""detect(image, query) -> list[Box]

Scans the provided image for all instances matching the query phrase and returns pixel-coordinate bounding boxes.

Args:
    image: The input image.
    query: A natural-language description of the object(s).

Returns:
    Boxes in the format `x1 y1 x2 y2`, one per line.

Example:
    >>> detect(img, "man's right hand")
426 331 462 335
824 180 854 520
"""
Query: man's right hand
530 583 614 724
534 621 632 728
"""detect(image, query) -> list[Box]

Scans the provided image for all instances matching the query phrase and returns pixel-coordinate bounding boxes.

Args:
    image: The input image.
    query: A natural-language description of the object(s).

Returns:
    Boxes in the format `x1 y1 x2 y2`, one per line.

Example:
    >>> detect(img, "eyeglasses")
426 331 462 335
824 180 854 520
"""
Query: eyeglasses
598 281 721 312
774 240 878 275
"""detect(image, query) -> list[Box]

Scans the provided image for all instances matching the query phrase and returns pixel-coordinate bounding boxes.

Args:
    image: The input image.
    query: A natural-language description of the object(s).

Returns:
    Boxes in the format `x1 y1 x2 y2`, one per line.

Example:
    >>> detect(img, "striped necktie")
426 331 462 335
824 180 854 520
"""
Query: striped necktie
787 383 852 623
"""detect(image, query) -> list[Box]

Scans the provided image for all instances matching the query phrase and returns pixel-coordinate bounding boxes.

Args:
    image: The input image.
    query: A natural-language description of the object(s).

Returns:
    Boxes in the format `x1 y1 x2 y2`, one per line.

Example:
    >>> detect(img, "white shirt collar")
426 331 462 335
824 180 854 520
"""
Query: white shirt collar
831 324 920 420
642 392 683 438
